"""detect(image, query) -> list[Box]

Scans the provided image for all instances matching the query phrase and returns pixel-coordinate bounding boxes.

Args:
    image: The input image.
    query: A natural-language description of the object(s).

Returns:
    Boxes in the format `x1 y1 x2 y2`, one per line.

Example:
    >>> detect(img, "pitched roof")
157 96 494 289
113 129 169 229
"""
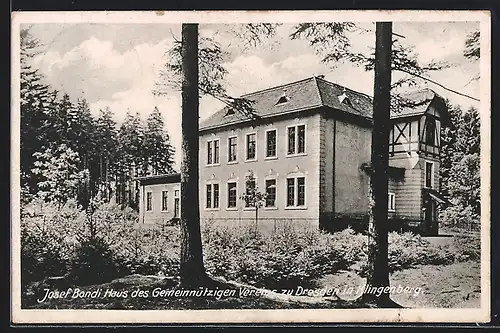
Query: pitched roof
136 173 181 186
390 88 444 119
199 76 445 131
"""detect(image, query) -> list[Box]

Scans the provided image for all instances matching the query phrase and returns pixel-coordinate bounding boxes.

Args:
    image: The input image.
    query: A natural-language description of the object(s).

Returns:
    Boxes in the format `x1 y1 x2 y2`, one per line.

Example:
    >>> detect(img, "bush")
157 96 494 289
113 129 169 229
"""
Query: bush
440 203 479 231
445 235 480 262
68 237 129 285
203 224 366 290
21 199 82 286
358 231 465 276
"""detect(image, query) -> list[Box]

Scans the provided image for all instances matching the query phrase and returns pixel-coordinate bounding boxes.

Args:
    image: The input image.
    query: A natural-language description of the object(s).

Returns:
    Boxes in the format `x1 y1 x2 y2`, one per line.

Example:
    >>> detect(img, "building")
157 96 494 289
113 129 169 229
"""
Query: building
137 76 449 235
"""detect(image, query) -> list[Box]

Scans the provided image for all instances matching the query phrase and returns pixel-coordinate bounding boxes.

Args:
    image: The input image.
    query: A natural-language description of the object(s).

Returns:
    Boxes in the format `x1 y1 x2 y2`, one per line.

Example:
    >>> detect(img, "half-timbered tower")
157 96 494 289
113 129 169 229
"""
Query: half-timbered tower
387 89 449 234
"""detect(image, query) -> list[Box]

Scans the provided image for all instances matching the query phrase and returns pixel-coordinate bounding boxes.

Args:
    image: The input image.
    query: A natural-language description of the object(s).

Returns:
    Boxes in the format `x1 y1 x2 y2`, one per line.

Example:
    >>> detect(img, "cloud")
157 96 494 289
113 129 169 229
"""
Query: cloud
415 35 466 64
33 36 173 103
223 53 327 96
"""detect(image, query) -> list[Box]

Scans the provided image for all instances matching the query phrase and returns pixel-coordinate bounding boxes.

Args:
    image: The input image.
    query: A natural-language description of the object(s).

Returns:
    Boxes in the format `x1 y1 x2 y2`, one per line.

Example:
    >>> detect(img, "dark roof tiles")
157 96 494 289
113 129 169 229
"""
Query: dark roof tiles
199 76 444 131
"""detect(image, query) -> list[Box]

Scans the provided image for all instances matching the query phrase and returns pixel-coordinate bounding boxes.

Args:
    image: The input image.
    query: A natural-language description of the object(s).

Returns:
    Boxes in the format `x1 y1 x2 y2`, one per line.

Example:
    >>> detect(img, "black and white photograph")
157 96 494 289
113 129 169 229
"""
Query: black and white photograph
11 10 490 323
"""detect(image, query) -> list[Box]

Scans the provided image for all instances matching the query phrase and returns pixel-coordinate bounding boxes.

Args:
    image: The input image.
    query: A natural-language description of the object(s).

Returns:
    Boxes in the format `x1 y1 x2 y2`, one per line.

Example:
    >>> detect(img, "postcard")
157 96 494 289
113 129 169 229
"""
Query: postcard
11 10 491 324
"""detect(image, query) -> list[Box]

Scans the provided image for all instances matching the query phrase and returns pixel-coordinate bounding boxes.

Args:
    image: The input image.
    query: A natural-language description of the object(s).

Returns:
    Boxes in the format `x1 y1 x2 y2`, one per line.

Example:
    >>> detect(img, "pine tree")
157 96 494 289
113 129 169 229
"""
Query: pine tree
143 106 175 175
20 28 55 195
117 111 144 208
95 107 119 202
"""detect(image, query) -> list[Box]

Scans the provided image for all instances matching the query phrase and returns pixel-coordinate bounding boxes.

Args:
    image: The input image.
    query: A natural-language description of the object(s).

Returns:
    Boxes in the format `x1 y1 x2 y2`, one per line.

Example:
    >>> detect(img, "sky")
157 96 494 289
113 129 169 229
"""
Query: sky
24 21 480 168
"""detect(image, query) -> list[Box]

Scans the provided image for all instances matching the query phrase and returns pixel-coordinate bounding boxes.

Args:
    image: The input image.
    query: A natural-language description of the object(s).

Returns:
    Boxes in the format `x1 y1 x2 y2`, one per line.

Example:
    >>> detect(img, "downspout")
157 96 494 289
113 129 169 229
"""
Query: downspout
332 119 336 225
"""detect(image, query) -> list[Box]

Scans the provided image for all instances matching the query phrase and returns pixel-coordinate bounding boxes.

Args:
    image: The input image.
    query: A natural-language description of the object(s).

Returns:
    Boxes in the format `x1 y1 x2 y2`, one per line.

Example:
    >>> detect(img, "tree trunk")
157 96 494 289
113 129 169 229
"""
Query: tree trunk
179 23 207 287
363 22 399 307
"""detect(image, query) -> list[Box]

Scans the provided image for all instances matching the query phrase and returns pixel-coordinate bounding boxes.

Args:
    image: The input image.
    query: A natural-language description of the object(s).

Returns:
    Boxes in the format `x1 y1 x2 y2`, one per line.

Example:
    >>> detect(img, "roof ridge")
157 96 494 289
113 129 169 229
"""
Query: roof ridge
240 76 317 98
312 76 325 105
316 76 374 101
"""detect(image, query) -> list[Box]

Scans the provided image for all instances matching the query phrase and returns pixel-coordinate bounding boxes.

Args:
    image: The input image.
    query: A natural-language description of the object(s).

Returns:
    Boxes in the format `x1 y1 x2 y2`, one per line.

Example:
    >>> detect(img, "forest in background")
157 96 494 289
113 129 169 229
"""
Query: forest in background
19 26 480 229
20 28 176 211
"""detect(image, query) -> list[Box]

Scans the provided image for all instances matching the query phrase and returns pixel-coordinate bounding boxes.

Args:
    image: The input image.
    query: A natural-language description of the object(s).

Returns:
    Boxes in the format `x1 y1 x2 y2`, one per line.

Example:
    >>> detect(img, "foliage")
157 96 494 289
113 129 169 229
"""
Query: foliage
239 171 267 225
153 24 281 120
440 202 479 231
203 224 366 290
357 231 480 276
464 31 480 61
440 105 480 228
31 144 88 205
143 106 175 175
289 23 450 111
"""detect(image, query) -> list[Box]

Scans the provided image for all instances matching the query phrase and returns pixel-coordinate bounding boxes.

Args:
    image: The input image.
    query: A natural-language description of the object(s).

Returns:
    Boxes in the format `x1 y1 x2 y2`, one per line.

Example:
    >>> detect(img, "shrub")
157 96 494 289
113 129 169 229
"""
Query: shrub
440 203 479 231
445 235 480 262
21 199 82 286
358 231 460 276
203 224 366 290
68 237 129 285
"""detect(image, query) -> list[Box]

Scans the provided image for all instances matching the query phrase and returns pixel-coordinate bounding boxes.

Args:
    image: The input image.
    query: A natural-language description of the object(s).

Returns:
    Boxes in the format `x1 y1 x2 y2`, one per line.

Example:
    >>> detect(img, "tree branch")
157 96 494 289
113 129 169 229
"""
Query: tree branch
395 68 480 102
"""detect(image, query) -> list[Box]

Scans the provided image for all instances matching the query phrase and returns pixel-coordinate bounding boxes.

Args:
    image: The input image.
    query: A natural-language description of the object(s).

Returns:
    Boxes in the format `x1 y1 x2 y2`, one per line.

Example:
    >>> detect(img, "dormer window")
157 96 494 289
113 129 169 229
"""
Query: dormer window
224 109 235 117
338 88 352 107
275 89 289 105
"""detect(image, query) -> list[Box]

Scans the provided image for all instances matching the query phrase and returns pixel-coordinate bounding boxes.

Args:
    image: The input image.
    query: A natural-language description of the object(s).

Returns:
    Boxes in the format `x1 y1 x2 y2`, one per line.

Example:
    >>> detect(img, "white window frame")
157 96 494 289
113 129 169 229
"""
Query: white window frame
226 180 238 210
425 161 434 188
388 192 396 212
206 138 220 166
286 124 307 157
264 176 278 209
227 135 238 164
284 174 307 209
265 128 278 160
205 181 221 211
245 131 258 162
146 191 153 212
161 190 168 211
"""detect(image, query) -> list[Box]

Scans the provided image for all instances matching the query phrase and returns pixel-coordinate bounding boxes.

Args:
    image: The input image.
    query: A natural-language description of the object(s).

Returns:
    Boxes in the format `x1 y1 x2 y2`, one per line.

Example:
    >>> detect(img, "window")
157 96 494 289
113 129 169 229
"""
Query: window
213 184 219 208
227 182 237 208
388 192 396 212
425 162 434 188
228 136 238 162
297 177 305 206
146 192 152 211
425 118 436 146
174 190 180 217
206 185 212 209
276 95 289 105
246 133 256 160
287 127 296 155
244 178 256 208
162 191 168 211
286 176 306 207
205 183 219 209
207 141 212 164
286 178 295 206
207 139 220 165
213 140 220 164
265 179 276 207
287 125 306 155
266 129 277 158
